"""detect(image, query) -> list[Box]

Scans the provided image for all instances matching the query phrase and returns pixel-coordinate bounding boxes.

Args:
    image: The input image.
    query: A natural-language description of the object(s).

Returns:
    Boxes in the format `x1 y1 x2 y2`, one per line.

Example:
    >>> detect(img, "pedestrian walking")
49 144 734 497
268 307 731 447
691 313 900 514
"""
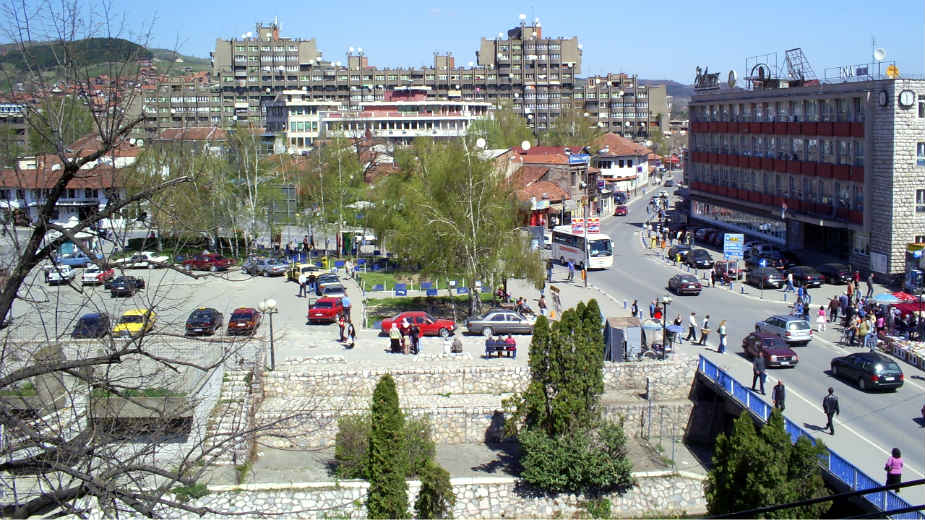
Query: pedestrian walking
698 314 711 345
710 270 717 288
829 297 839 323
785 271 795 293
538 295 548 317
685 312 698 342
885 448 903 489
567 260 575 281
337 313 346 342
297 272 307 297
649 300 657 318
389 323 401 353
546 259 553 282
866 272 874 299
307 273 317 295
346 320 356 349
717 320 727 353
342 295 352 321
751 354 767 394
409 323 421 355
816 305 827 332
822 387 840 434
631 299 639 319
772 380 785 411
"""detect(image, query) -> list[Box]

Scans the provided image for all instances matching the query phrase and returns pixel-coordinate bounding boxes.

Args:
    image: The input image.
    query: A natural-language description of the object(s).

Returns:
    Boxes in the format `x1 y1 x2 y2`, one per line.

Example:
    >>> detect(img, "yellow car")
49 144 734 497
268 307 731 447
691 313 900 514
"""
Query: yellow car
112 308 157 338
286 262 320 282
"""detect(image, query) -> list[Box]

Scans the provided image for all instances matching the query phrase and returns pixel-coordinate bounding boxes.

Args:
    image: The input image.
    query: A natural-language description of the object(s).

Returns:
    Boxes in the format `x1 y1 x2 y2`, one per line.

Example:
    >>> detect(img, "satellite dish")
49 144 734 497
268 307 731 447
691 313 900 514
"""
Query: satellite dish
349 46 355 53
498 32 504 39
476 137 486 149
728 70 738 88
521 140 532 152
519 13 526 20
873 48 886 62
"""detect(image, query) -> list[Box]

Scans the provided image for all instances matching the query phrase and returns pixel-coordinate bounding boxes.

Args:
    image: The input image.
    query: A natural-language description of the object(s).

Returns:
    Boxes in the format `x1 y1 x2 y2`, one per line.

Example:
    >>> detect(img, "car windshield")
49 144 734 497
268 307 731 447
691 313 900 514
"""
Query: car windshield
231 312 252 321
589 239 613 257
787 321 810 330
119 315 144 324
313 302 333 308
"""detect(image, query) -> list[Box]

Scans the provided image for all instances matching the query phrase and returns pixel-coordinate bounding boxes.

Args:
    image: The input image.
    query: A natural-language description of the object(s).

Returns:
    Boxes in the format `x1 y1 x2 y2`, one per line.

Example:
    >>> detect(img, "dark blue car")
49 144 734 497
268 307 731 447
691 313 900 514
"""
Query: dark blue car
71 313 111 339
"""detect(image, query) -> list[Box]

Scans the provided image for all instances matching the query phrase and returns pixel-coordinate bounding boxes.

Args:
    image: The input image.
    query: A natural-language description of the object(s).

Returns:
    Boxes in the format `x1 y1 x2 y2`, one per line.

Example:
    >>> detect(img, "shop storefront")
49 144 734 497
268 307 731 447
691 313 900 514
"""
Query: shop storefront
691 199 787 245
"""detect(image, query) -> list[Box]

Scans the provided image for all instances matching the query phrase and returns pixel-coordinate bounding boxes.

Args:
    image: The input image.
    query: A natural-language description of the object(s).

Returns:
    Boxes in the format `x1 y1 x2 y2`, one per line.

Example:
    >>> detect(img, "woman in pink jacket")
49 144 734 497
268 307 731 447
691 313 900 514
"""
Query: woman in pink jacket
885 448 903 488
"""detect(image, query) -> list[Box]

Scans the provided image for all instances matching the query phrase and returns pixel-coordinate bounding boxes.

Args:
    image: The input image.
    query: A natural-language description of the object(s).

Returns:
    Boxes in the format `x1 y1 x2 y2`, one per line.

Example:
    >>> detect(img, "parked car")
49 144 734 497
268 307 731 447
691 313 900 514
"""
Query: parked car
817 263 852 284
664 179 675 187
112 308 157 338
745 249 784 269
667 244 692 261
185 307 224 336
315 273 341 295
243 257 289 277
465 309 536 336
712 260 741 282
613 205 628 216
307 297 345 324
182 253 235 272
668 273 702 295
111 251 169 269
44 265 76 285
227 307 261 336
744 243 782 258
71 312 111 339
685 249 714 269
321 283 347 298
830 352 904 391
755 315 812 346
786 266 825 288
746 267 787 289
82 264 114 286
110 276 144 297
741 332 799 368
380 311 456 337
286 262 321 282
55 250 102 268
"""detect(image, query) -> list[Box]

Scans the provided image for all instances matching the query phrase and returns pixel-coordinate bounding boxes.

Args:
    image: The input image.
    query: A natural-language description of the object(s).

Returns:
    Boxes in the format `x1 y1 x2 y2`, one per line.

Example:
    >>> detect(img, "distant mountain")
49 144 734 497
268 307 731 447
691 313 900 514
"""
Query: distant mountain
149 48 210 66
0 38 151 70
638 79 694 99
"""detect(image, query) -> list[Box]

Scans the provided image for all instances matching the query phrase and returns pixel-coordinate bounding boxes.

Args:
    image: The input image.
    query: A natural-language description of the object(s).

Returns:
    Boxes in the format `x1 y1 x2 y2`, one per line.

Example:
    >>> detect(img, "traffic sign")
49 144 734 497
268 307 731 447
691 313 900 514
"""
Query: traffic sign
723 233 744 260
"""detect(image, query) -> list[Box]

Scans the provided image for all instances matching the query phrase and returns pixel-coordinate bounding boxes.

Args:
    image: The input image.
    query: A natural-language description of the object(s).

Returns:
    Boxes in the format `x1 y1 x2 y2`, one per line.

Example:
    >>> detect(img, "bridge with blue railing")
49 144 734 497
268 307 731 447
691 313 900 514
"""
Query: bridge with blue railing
697 355 922 519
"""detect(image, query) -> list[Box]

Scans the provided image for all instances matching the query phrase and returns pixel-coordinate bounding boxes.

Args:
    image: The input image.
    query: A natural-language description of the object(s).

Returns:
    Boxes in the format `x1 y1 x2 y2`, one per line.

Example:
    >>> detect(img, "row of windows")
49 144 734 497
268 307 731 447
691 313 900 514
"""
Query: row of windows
692 136 864 166
234 45 299 52
0 188 100 200
693 97 865 123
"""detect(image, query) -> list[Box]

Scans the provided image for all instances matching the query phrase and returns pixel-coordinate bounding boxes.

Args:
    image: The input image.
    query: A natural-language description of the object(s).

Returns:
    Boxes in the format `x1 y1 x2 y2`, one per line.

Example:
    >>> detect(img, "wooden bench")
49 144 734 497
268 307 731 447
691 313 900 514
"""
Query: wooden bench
484 339 516 358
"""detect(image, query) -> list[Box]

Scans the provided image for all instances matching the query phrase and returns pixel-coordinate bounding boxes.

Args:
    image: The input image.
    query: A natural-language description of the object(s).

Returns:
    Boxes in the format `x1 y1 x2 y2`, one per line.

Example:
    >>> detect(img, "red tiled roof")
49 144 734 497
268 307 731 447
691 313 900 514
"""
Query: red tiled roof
591 133 650 157
0 165 122 189
519 154 570 165
511 145 571 155
515 180 567 202
510 165 549 188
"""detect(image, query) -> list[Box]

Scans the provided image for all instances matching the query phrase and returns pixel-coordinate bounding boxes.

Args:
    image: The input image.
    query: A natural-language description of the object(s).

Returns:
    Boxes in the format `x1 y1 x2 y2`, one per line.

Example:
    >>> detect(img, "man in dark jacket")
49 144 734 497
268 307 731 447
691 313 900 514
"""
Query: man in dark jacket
772 380 785 411
751 355 767 394
823 387 840 435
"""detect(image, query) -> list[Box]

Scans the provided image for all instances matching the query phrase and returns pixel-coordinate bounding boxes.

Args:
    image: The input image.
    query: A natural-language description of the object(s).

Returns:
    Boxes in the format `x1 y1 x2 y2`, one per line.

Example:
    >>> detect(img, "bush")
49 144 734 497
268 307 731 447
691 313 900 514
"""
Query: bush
585 497 611 519
519 421 634 494
334 414 435 479
414 459 456 519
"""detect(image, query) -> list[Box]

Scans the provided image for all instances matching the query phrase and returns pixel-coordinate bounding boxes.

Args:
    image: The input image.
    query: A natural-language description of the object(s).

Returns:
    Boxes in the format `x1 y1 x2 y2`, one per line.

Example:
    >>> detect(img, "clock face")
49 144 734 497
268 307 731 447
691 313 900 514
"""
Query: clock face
878 90 888 106
899 90 915 107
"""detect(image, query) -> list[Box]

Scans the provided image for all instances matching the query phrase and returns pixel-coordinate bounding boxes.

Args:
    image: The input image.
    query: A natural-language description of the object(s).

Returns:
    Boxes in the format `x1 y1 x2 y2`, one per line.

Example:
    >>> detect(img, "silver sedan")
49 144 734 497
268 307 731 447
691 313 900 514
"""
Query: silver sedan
465 309 536 336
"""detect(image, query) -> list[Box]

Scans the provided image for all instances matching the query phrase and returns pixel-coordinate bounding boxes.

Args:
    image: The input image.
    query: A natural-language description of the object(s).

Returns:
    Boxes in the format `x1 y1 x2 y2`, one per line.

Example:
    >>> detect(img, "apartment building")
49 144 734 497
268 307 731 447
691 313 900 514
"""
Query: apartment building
686 77 925 277
140 18 668 142
0 103 28 157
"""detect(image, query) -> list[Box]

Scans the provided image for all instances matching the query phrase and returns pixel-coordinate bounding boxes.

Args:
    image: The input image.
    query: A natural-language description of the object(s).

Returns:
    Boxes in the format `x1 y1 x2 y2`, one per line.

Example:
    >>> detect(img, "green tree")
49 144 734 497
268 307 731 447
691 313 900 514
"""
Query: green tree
414 459 456 519
367 374 409 519
369 137 543 315
467 100 535 149
706 410 828 518
541 108 605 148
26 96 95 155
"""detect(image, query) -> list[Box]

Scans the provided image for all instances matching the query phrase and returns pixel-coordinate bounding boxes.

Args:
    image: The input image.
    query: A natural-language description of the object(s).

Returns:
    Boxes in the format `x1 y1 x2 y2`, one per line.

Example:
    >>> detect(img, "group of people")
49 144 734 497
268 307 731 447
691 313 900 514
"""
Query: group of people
337 312 356 349
388 318 422 355
629 300 727 353
826 289 925 349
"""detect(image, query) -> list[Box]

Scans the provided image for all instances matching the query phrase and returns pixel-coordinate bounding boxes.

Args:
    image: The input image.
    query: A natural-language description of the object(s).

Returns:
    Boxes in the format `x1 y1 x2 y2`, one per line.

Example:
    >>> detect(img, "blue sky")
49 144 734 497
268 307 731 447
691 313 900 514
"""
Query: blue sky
121 0 921 83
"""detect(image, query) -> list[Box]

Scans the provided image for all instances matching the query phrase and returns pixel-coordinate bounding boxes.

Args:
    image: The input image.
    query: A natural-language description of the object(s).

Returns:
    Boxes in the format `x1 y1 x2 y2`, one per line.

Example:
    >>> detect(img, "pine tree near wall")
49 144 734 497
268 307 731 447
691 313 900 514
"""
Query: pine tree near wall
367 374 410 519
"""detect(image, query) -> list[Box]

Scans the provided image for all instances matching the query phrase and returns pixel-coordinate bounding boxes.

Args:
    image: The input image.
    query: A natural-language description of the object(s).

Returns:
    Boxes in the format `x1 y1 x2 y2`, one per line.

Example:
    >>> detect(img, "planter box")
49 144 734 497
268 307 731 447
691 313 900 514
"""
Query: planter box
850 122 864 138
801 122 817 135
817 163 833 179
817 122 833 136
851 166 865 183
833 122 851 137
787 160 802 174
801 161 817 176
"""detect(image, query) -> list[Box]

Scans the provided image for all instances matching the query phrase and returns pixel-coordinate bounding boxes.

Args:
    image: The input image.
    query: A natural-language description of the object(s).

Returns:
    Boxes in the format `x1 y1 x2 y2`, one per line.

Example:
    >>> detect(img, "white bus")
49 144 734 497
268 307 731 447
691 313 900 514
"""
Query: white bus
551 225 614 270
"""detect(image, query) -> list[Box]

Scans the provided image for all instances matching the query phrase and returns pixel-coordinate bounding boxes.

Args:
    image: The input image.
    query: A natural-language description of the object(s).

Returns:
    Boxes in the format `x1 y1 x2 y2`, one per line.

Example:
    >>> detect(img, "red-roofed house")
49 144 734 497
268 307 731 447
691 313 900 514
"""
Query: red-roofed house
589 133 652 208
509 148 600 225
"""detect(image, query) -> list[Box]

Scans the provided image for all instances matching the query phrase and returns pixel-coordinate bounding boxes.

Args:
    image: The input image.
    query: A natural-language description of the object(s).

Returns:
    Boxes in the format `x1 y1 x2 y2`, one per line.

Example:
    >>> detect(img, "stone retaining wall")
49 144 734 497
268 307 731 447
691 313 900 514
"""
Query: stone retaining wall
263 355 697 401
132 472 706 519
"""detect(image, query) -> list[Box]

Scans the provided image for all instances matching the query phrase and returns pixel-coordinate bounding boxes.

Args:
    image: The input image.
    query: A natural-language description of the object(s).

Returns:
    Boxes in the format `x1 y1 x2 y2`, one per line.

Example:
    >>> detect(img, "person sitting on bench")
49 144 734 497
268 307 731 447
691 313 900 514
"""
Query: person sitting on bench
503 334 517 358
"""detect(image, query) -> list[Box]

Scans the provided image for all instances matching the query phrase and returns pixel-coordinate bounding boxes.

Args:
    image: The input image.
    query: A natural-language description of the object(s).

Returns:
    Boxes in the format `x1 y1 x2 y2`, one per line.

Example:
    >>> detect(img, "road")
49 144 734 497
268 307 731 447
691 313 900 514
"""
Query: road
588 183 925 498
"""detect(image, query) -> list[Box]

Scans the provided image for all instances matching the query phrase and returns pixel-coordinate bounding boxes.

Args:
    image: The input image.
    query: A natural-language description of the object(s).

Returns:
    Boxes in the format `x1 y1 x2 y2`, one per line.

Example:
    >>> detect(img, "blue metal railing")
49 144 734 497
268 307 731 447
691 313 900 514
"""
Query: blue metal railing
698 355 922 519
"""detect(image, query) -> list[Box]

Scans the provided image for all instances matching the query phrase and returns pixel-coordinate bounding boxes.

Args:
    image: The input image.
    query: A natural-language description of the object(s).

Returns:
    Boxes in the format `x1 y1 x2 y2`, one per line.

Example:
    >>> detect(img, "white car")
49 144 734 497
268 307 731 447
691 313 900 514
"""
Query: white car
111 251 169 269
44 265 76 285
81 264 113 286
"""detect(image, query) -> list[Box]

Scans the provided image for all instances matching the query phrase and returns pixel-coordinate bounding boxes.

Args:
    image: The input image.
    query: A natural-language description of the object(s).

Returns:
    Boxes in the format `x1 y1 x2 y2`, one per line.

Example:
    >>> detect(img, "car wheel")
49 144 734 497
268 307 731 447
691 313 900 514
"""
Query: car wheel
857 377 866 391
439 328 449 338
210 265 217 272
482 327 493 338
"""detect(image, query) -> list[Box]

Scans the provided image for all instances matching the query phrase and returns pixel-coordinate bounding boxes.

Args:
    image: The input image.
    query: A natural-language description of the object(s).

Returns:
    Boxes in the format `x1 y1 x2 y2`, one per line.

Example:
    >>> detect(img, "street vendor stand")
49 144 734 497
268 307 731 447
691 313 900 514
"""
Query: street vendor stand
604 317 641 362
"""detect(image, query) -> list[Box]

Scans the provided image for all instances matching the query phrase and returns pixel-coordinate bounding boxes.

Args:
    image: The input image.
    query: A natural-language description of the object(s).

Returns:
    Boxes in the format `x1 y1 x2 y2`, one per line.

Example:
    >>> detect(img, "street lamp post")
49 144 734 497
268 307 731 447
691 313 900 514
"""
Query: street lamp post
258 298 278 370
660 295 672 359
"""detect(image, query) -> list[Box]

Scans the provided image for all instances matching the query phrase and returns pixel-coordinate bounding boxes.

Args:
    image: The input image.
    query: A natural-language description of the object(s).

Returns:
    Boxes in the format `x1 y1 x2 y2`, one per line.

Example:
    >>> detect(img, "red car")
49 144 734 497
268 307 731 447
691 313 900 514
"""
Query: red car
380 311 456 337
227 307 261 336
183 253 235 272
613 205 628 216
742 332 799 368
307 297 344 324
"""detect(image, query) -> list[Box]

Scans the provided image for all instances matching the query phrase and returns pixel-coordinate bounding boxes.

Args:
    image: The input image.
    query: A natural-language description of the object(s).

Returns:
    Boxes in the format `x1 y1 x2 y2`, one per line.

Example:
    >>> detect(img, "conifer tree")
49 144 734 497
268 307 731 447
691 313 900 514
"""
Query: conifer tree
367 374 409 519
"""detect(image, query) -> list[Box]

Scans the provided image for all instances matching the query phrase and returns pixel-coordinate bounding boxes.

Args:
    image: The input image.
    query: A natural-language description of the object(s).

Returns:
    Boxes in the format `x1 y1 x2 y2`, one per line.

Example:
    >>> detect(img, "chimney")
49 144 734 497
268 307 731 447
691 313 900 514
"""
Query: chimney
535 25 542 39
272 26 279 40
